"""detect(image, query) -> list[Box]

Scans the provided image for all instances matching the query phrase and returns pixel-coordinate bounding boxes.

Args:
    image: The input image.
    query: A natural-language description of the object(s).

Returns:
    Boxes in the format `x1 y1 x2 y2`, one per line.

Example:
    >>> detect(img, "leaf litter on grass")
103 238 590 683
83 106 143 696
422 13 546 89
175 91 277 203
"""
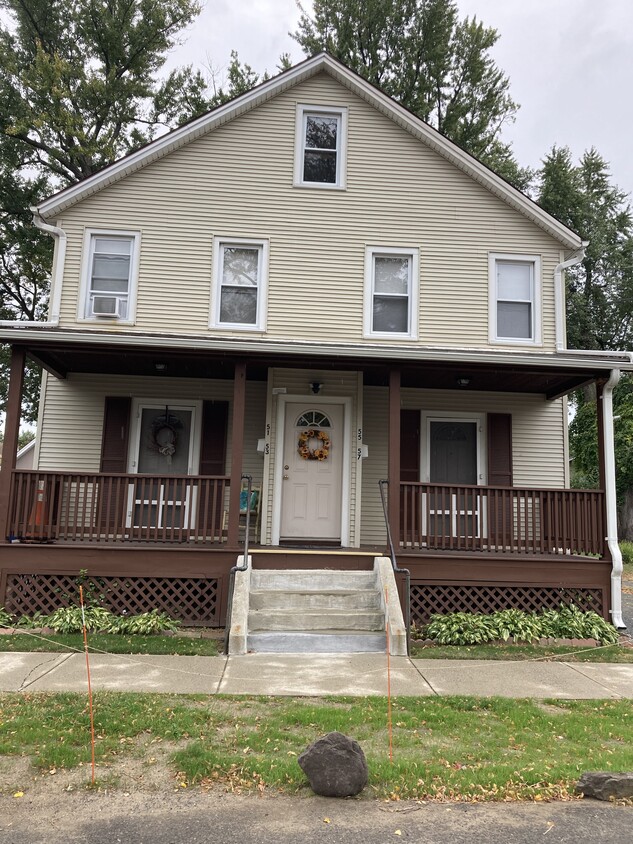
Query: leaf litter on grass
2 693 633 802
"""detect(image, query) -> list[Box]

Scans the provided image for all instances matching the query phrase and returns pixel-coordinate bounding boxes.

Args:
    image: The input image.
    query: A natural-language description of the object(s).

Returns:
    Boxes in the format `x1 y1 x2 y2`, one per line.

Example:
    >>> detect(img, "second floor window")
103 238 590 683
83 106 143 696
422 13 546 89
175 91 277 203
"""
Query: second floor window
82 231 139 322
489 254 541 345
212 238 268 330
364 246 419 339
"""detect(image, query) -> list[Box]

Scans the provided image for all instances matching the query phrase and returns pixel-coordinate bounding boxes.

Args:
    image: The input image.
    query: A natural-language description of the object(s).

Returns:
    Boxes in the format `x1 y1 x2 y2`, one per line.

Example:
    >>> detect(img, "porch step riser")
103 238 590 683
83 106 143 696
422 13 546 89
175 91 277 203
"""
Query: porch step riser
251 554 375 570
249 590 382 611
250 570 377 590
248 610 384 632
247 632 388 654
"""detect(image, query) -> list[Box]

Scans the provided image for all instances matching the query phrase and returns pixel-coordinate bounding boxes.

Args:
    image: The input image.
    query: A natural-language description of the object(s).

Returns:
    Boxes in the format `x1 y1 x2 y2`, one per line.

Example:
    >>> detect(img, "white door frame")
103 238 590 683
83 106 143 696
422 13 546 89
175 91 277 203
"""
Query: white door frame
126 399 202 530
420 412 486 540
420 412 486 484
272 394 352 546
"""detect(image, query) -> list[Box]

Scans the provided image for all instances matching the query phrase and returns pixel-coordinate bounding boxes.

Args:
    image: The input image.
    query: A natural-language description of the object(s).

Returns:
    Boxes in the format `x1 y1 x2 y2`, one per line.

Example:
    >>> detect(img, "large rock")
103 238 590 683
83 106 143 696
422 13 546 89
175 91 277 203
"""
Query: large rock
576 772 633 800
298 731 368 797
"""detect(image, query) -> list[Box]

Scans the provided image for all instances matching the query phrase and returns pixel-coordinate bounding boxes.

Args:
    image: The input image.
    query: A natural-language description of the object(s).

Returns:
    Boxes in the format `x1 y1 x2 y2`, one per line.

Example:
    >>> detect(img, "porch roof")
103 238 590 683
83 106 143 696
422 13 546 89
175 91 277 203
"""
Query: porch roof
3 325 631 398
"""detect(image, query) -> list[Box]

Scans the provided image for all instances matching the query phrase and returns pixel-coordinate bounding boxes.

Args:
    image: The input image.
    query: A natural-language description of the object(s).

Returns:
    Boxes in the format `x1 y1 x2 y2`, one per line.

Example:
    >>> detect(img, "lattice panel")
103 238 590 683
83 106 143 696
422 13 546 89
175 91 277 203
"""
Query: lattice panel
4 574 220 626
410 583 604 624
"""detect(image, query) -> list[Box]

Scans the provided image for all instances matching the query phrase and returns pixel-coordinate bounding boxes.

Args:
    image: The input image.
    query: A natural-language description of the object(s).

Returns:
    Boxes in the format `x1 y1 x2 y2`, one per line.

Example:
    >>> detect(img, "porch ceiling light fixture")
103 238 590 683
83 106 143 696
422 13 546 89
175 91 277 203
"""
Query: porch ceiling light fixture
456 376 471 387
310 381 322 394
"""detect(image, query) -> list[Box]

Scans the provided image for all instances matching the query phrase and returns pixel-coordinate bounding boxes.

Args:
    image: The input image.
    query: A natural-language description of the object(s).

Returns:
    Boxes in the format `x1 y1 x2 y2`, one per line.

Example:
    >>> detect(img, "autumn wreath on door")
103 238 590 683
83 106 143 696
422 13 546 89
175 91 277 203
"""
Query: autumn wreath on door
298 429 331 461
148 409 183 464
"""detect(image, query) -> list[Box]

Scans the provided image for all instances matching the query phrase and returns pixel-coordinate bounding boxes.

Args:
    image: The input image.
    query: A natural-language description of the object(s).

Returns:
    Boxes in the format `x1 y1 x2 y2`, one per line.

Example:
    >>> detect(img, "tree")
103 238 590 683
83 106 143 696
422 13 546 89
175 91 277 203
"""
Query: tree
540 147 633 535
0 0 209 183
570 375 633 540
208 50 293 107
292 0 531 190
538 146 633 351
0 0 211 422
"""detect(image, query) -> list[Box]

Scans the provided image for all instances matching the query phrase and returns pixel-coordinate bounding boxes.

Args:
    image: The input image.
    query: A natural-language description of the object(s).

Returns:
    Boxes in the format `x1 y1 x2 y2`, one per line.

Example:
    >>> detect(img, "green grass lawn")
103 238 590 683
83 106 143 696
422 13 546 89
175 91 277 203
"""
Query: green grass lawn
1 692 632 801
0 632 219 656
410 641 633 663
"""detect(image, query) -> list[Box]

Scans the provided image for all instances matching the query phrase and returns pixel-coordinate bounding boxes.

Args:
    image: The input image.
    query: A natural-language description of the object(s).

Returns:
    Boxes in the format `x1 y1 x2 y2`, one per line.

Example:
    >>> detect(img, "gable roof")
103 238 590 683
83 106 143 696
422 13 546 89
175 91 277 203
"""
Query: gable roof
35 52 582 250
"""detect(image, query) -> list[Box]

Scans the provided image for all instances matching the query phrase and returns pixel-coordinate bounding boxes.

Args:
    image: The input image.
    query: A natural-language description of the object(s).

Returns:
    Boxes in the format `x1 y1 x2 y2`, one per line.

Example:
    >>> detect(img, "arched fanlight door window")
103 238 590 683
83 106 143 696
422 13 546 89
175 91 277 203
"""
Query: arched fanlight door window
296 410 332 428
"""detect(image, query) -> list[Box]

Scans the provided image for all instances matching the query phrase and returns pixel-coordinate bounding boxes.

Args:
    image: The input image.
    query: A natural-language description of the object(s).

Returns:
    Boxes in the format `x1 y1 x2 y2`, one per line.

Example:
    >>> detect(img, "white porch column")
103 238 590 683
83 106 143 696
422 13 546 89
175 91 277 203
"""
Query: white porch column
602 369 625 628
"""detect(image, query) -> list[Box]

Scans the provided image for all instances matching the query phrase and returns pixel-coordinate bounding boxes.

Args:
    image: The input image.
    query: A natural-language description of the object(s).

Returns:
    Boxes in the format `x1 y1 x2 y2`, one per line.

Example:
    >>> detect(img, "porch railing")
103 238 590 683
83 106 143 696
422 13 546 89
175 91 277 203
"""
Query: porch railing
400 482 606 557
8 470 230 544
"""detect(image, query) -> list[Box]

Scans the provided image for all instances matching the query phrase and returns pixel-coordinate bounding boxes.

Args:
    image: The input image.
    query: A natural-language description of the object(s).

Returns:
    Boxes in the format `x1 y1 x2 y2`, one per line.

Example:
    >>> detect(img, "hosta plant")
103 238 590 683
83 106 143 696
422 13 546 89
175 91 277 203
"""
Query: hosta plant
422 605 620 646
491 609 541 643
538 605 619 645
425 612 499 645
15 611 48 629
46 605 114 634
103 610 180 635
0 607 12 628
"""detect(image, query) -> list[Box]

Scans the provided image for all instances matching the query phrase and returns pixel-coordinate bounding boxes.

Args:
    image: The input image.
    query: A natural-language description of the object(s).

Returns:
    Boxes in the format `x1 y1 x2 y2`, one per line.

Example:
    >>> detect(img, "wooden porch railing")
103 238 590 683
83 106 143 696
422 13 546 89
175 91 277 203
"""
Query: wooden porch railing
7 471 230 544
400 482 606 557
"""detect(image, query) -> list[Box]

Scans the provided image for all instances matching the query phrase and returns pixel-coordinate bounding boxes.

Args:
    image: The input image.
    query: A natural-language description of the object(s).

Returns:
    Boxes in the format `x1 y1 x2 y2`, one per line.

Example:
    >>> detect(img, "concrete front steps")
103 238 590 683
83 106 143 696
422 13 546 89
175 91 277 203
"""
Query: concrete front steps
248 569 385 654
228 558 407 655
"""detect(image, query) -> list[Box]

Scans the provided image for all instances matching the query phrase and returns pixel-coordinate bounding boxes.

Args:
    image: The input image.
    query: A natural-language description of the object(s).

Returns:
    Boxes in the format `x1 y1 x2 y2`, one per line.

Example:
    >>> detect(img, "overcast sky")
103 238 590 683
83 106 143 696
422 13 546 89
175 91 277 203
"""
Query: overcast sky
170 0 633 198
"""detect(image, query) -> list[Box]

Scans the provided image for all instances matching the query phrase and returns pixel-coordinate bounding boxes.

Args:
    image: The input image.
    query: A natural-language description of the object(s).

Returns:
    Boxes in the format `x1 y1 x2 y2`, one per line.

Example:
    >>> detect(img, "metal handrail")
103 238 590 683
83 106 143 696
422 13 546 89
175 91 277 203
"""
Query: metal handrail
223 473 253 655
379 479 410 655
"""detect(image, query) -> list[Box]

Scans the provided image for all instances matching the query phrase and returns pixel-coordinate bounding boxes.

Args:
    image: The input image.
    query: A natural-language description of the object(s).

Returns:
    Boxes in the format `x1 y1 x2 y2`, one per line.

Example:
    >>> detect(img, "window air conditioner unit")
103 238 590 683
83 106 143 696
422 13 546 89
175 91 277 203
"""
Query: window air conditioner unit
91 296 120 317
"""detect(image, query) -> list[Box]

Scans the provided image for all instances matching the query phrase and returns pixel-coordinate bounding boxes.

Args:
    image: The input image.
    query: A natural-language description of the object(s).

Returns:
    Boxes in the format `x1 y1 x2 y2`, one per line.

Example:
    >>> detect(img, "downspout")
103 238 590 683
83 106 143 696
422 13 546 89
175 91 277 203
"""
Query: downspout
0 210 66 327
554 243 587 352
602 369 626 628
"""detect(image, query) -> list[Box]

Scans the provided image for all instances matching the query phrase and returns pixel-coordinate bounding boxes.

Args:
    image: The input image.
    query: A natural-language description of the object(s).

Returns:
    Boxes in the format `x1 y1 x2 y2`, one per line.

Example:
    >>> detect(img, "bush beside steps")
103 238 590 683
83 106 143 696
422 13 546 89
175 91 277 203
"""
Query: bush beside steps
0 606 180 635
414 606 620 647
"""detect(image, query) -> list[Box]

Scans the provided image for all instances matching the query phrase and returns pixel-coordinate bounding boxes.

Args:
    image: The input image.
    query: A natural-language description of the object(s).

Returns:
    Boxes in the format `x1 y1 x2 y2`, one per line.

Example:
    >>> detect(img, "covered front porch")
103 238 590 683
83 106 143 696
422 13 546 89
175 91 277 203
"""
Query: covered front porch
0 332 623 625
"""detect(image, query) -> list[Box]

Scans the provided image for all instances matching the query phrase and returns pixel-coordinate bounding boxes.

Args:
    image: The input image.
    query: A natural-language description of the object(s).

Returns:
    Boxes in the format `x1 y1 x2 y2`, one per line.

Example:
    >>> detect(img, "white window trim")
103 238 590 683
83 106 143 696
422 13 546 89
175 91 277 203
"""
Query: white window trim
489 252 542 346
420 412 486 484
294 104 348 190
363 245 419 340
210 236 269 332
78 228 141 325
127 399 202 475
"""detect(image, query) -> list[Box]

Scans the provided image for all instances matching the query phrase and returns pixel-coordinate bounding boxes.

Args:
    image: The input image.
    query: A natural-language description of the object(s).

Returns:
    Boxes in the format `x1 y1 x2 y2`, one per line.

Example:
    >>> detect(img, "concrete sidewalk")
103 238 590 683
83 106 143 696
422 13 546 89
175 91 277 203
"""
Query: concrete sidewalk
2 651 633 698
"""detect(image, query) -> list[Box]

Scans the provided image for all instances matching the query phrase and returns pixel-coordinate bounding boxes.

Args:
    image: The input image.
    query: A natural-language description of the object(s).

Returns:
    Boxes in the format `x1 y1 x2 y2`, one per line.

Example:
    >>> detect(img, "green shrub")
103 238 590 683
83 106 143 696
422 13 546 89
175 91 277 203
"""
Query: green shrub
15 611 48 629
491 609 541 643
0 607 12 628
539 605 619 644
105 610 180 635
425 612 499 645
423 605 620 647
620 541 633 567
46 605 114 634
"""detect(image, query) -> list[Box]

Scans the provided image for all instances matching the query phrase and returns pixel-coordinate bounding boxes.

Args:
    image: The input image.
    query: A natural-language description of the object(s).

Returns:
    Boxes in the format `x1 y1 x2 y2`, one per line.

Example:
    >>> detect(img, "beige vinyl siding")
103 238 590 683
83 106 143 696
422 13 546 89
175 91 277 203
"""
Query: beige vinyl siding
262 368 362 545
360 386 567 546
37 374 267 489
56 72 563 351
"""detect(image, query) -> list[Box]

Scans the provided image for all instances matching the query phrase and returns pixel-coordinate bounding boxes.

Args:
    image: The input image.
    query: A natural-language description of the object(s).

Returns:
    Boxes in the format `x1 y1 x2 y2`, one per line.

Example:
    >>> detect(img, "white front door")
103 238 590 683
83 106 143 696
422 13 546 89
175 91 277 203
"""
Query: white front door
279 403 344 541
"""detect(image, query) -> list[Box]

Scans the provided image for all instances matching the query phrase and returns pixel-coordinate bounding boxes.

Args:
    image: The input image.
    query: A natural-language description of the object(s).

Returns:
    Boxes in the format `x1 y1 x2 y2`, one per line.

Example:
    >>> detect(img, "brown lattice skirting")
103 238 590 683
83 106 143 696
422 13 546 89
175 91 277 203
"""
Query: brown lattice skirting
410 583 605 624
3 573 220 627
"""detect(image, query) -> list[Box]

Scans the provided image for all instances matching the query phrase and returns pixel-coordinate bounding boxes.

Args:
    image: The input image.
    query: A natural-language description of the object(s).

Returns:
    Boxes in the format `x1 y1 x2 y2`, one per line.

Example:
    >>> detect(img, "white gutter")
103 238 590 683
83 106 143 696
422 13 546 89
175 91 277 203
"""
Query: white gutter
554 243 587 352
0 211 66 328
554 243 633 363
602 369 625 628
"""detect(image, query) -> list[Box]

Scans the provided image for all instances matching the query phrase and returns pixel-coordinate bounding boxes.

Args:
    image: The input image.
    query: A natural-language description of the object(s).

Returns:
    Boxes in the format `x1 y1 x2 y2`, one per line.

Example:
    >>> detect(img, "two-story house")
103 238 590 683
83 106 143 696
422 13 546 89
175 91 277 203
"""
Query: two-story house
0 53 629 646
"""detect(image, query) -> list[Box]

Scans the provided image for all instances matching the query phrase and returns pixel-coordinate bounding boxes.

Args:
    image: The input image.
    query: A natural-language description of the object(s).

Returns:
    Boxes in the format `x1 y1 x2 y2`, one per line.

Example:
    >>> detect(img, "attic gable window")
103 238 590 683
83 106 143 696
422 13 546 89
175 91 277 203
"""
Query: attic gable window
295 105 347 189
489 253 542 345
211 237 269 331
80 229 140 323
